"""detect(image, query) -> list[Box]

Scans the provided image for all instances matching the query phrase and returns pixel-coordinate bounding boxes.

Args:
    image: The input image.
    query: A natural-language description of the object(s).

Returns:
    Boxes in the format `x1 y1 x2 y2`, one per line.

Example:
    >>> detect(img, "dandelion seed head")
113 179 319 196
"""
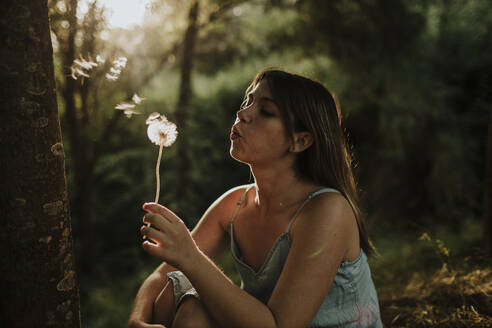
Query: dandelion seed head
146 113 178 147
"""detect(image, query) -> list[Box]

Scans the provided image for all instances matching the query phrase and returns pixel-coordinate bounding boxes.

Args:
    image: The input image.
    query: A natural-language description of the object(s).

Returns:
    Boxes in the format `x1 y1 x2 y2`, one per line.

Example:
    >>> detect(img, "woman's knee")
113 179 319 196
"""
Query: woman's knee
171 297 217 328
153 280 175 326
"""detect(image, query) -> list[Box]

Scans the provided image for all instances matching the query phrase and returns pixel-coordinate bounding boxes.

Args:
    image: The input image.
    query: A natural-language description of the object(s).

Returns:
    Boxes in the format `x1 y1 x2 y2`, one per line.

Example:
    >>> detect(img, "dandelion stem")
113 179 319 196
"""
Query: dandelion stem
145 144 164 238
155 144 163 203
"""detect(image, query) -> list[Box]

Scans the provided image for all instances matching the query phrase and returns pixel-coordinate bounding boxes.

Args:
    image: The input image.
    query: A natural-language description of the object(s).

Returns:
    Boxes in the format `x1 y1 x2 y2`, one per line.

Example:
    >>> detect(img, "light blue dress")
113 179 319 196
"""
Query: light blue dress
228 185 382 328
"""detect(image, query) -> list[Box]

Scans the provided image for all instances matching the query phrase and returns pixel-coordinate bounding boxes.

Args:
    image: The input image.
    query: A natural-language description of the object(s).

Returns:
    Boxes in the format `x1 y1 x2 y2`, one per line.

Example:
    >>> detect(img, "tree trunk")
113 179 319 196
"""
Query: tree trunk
484 111 492 257
175 0 199 213
0 1 81 327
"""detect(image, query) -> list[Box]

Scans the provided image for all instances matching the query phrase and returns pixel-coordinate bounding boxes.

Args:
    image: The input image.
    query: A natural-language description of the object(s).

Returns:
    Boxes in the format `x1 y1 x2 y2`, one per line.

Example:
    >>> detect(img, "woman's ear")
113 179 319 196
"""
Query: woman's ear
289 132 313 153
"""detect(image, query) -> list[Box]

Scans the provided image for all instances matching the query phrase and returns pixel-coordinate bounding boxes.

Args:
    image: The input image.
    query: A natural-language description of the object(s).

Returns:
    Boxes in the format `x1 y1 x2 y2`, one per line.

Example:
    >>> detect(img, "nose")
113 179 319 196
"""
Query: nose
236 107 251 123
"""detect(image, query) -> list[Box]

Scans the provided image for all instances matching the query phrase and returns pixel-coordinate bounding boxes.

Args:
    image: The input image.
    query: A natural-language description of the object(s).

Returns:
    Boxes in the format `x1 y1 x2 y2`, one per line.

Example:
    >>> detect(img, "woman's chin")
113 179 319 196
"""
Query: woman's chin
229 148 249 164
229 148 241 161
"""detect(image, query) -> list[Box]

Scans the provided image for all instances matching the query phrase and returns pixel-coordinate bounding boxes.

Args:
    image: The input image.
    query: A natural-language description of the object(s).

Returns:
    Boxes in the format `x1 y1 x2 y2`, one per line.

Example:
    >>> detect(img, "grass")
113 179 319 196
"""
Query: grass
371 220 492 327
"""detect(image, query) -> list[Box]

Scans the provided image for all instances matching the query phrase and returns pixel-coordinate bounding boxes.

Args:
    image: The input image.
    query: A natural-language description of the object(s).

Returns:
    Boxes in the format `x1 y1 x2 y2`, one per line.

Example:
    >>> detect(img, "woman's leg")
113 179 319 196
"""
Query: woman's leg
171 296 218 328
153 280 175 326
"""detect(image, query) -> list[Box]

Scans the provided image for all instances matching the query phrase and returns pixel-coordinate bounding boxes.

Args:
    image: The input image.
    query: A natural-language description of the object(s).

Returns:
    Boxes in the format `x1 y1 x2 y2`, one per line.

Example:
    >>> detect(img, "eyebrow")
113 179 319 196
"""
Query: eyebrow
258 96 278 107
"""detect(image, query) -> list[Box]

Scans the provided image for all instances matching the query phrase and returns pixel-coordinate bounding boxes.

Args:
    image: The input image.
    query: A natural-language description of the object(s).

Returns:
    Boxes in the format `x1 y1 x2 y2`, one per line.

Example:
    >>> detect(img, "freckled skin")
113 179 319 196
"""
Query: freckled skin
230 81 292 167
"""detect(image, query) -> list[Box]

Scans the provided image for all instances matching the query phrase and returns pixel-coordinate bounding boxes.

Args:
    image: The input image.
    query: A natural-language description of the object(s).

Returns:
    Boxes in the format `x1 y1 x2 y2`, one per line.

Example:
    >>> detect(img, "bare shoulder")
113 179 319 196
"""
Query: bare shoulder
204 184 254 229
296 191 354 224
191 184 254 260
290 191 357 250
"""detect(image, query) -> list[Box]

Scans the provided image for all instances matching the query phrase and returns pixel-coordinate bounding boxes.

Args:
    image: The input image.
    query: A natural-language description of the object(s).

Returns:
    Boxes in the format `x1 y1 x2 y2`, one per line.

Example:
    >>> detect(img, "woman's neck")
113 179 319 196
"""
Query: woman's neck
249 164 320 220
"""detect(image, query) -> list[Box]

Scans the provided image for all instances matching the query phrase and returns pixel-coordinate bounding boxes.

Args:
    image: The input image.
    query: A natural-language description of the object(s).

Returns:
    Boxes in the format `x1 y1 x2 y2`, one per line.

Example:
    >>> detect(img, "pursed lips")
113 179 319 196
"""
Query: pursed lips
231 125 242 138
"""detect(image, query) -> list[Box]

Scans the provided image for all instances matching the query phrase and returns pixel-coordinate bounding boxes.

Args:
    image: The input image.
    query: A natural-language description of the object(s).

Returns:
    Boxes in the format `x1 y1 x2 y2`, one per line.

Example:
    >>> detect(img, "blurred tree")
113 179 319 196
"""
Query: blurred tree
0 0 80 326
175 0 200 210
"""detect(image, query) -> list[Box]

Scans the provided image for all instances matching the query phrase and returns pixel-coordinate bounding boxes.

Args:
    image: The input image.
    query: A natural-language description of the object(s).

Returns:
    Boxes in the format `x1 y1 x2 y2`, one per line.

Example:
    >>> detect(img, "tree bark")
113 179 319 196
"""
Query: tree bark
175 0 199 212
0 1 81 327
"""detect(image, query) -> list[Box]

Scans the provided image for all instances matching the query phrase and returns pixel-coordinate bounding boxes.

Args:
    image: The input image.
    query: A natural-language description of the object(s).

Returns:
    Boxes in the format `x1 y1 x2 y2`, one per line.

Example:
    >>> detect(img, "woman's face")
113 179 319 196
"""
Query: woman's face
230 80 293 166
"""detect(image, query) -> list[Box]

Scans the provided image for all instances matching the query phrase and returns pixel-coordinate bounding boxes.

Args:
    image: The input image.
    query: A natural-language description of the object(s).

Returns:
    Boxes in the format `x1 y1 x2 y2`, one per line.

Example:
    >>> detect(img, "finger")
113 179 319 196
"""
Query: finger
140 225 165 244
142 240 166 260
142 203 181 224
143 213 173 231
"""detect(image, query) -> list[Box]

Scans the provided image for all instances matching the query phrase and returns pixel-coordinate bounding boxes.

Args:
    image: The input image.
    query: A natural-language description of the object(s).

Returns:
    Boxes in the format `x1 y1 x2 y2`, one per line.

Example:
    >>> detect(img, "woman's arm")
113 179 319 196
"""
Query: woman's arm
145 192 355 328
266 192 357 327
129 185 249 326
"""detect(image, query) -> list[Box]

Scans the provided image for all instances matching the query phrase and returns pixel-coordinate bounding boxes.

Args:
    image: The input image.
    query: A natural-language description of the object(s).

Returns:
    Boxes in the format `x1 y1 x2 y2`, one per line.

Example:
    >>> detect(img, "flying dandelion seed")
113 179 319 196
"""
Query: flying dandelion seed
104 57 127 81
74 57 97 70
116 103 139 118
114 94 145 118
113 57 127 69
70 67 90 80
123 109 141 118
115 102 136 110
147 112 160 121
106 73 119 81
132 93 145 104
70 67 78 80
77 68 90 77
70 54 99 80
144 113 178 237
70 54 127 82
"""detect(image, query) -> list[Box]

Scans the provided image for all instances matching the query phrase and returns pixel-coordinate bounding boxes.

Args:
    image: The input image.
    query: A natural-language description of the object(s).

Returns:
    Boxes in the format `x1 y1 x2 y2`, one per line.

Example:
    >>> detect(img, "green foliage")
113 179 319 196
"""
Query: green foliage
81 260 160 328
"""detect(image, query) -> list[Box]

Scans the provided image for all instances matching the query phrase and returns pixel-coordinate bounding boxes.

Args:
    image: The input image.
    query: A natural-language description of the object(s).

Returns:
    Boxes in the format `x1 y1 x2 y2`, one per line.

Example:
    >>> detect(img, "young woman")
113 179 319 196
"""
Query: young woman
128 69 382 328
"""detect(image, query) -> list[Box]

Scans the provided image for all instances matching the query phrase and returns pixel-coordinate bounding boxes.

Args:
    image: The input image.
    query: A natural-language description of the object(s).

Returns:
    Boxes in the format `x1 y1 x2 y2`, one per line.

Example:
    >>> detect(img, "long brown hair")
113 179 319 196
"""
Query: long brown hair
246 69 376 257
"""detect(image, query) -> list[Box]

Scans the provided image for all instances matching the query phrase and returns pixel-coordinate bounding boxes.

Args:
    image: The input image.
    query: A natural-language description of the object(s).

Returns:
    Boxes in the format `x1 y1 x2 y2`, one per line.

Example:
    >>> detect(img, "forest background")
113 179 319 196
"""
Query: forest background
44 0 492 326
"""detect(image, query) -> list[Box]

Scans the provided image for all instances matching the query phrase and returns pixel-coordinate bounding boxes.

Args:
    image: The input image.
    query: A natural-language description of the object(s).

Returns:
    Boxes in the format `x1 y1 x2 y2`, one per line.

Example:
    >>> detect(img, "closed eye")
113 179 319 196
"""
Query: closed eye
259 107 275 117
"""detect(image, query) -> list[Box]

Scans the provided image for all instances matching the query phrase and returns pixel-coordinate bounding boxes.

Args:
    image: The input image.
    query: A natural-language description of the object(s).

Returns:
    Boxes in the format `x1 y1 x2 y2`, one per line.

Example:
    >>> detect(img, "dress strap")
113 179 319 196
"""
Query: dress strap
286 187 341 233
230 184 255 224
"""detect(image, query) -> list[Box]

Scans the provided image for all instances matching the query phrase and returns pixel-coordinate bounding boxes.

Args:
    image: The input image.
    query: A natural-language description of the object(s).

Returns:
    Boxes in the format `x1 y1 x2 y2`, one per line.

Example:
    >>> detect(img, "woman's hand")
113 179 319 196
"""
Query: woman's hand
140 203 200 271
